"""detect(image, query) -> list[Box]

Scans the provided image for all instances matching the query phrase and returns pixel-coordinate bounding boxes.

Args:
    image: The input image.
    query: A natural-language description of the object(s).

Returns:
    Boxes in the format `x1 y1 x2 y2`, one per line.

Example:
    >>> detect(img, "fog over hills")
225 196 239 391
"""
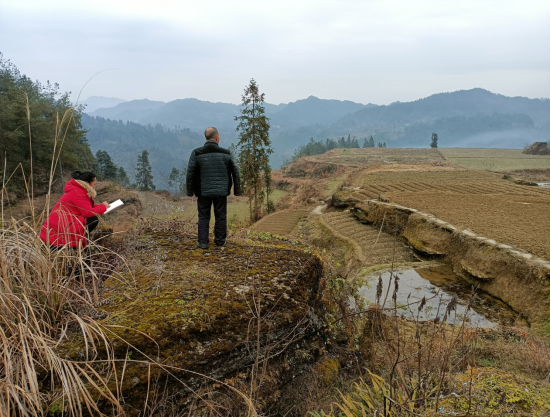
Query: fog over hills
87 96 365 140
82 89 550 171
82 96 127 112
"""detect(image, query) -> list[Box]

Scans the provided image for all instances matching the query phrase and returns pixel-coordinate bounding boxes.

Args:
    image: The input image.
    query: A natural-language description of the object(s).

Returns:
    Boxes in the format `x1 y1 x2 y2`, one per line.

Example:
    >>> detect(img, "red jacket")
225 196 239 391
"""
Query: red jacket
40 179 107 248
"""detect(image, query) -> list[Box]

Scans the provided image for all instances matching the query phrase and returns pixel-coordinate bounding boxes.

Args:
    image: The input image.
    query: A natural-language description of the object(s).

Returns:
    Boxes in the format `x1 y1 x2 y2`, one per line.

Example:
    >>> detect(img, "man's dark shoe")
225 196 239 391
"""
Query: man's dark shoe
215 241 226 247
197 242 209 250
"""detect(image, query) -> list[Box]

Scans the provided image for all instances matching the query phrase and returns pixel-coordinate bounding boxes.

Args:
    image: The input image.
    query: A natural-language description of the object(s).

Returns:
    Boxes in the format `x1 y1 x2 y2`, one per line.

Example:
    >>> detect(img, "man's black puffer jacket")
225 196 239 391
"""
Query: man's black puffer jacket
186 141 241 197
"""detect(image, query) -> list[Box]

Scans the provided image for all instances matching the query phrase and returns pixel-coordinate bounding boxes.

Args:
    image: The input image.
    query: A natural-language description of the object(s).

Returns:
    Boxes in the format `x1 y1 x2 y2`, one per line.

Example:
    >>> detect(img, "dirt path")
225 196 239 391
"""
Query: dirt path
250 209 310 236
321 210 417 266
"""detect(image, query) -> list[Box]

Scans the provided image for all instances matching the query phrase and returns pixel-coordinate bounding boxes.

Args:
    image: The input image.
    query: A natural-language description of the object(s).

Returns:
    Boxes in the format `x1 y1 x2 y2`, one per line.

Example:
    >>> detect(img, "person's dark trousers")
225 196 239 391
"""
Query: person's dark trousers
197 196 227 246
86 216 99 235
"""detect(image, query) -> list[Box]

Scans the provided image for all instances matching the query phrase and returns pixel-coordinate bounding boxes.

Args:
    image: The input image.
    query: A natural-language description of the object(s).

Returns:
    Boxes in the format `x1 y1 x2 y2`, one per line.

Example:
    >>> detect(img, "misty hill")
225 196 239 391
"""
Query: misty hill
270 96 368 129
84 89 550 169
88 96 369 140
82 96 127 112
91 99 166 121
334 88 549 131
270 89 550 166
81 114 202 188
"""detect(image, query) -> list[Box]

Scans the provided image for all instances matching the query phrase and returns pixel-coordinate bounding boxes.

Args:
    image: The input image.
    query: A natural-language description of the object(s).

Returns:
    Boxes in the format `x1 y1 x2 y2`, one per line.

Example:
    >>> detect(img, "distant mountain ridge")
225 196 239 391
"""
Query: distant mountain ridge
334 88 549 130
82 96 127 112
272 89 549 165
82 89 550 169
88 95 368 140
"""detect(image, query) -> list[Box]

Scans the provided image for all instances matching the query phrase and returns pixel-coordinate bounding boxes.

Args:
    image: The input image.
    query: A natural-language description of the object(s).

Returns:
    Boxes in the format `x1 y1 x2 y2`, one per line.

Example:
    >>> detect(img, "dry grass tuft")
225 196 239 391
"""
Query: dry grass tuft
0 218 124 415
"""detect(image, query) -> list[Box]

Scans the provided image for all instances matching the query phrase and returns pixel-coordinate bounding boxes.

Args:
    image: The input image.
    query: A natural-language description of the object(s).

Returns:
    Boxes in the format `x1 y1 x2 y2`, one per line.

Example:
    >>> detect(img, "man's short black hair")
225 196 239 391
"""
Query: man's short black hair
204 127 219 141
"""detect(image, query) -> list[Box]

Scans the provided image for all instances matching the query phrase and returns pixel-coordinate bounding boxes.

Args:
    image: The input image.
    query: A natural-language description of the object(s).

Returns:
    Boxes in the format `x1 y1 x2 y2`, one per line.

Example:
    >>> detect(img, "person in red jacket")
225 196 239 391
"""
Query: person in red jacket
40 171 110 249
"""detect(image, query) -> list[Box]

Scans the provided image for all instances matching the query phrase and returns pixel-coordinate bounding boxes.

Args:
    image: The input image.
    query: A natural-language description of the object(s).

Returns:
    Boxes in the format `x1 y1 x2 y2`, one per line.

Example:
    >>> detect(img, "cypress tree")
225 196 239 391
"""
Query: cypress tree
135 150 155 191
430 132 439 148
235 79 273 221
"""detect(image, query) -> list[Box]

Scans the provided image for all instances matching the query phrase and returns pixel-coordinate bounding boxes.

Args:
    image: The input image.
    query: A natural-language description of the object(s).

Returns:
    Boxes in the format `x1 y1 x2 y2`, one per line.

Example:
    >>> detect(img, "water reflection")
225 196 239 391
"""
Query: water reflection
357 265 523 328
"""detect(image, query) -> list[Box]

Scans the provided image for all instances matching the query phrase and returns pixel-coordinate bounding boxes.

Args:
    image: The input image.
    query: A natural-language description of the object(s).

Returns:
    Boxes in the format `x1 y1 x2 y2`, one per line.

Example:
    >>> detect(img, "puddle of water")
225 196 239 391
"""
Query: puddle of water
536 183 550 188
311 205 327 215
357 265 523 328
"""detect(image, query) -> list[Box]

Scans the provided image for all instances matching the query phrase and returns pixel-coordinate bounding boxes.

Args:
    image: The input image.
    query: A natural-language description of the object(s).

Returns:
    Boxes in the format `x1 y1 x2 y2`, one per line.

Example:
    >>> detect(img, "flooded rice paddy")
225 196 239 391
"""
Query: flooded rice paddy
357 265 523 328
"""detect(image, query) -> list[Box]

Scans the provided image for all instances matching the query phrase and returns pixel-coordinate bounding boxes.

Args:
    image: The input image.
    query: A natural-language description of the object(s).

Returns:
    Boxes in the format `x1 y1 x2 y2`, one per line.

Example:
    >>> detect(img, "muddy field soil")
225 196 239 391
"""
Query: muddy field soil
347 168 550 259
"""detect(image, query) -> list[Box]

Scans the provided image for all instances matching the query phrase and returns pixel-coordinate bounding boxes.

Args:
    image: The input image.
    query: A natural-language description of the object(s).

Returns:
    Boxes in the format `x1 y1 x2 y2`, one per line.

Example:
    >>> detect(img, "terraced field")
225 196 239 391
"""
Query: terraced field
440 148 550 171
321 210 417 265
351 178 550 200
250 209 310 236
344 169 550 259
308 147 447 168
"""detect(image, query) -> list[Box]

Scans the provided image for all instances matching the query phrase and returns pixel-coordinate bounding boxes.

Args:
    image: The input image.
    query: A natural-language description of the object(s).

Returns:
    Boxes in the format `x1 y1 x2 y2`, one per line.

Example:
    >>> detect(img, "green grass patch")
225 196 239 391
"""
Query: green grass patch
324 174 347 196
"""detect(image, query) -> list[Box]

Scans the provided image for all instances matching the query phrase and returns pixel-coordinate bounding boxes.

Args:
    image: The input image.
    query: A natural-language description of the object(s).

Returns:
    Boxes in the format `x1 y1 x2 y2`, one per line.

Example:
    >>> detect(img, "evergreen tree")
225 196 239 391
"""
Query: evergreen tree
228 143 238 160
235 79 273 221
168 167 180 194
0 54 94 194
135 150 155 191
430 132 439 148
95 150 118 180
117 166 129 186
362 138 368 148
368 136 375 148
178 166 188 194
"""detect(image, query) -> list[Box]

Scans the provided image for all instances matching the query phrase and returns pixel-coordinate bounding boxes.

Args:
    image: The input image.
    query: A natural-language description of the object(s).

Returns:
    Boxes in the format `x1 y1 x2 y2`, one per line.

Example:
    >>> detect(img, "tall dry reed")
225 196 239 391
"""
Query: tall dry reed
0 218 124 416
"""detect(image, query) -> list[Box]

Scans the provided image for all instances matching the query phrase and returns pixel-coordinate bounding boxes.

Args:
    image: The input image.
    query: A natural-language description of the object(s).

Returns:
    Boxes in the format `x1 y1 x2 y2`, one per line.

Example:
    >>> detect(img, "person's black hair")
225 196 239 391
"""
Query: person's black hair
71 170 96 183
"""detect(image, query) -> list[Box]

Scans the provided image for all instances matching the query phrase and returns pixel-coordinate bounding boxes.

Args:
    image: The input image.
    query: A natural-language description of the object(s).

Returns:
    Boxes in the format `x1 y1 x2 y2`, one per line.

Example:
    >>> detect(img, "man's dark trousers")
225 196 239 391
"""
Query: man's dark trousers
197 196 227 246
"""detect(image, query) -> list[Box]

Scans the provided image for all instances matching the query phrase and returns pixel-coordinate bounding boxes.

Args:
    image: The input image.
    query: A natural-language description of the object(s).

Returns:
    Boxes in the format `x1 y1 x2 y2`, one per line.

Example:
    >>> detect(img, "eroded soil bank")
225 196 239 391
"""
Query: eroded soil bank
333 193 550 329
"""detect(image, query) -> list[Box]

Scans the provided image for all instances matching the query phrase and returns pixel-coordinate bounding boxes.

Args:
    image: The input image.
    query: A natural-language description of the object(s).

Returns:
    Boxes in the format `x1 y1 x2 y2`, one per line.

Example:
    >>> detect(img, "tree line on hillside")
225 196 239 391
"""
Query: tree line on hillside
81 114 201 189
0 55 94 195
95 147 187 194
0 55 274 225
291 135 386 160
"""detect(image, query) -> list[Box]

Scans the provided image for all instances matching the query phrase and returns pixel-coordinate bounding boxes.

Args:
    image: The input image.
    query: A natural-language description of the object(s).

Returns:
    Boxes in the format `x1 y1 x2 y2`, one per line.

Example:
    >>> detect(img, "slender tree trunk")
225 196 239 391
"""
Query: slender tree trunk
252 98 258 221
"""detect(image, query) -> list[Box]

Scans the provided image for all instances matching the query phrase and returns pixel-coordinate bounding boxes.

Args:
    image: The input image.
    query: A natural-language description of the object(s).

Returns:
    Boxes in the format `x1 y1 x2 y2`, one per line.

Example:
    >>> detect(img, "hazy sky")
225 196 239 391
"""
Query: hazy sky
1 0 549 105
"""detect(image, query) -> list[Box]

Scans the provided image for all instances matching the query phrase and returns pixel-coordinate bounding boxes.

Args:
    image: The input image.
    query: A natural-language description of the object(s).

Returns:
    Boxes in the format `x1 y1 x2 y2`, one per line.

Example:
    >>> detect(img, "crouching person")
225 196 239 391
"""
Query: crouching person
186 127 241 249
40 170 110 250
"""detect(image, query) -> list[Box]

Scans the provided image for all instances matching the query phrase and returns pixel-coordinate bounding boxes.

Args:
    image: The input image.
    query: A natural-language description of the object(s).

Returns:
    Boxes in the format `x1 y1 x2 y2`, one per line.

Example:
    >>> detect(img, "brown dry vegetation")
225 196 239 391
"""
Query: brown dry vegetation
301 148 448 168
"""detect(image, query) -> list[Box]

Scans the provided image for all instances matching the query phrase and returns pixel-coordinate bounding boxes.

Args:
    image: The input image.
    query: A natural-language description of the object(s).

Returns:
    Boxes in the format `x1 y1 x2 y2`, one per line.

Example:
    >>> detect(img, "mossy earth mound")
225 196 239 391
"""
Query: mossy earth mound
95 222 325 413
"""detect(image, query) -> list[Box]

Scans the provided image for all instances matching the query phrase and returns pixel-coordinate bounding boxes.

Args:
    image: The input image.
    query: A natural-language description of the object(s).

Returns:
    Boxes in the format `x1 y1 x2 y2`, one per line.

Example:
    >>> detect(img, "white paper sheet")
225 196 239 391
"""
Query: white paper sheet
104 199 124 214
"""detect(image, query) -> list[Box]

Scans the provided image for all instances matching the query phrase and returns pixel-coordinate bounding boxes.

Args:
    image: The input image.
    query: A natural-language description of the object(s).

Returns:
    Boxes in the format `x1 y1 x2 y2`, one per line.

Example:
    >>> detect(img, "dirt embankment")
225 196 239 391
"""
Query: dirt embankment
332 197 550 326
68 221 326 415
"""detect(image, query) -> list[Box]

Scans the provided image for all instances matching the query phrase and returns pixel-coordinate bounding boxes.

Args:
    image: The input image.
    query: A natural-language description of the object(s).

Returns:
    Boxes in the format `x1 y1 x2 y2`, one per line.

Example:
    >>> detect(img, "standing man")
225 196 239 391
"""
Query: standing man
186 127 241 249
